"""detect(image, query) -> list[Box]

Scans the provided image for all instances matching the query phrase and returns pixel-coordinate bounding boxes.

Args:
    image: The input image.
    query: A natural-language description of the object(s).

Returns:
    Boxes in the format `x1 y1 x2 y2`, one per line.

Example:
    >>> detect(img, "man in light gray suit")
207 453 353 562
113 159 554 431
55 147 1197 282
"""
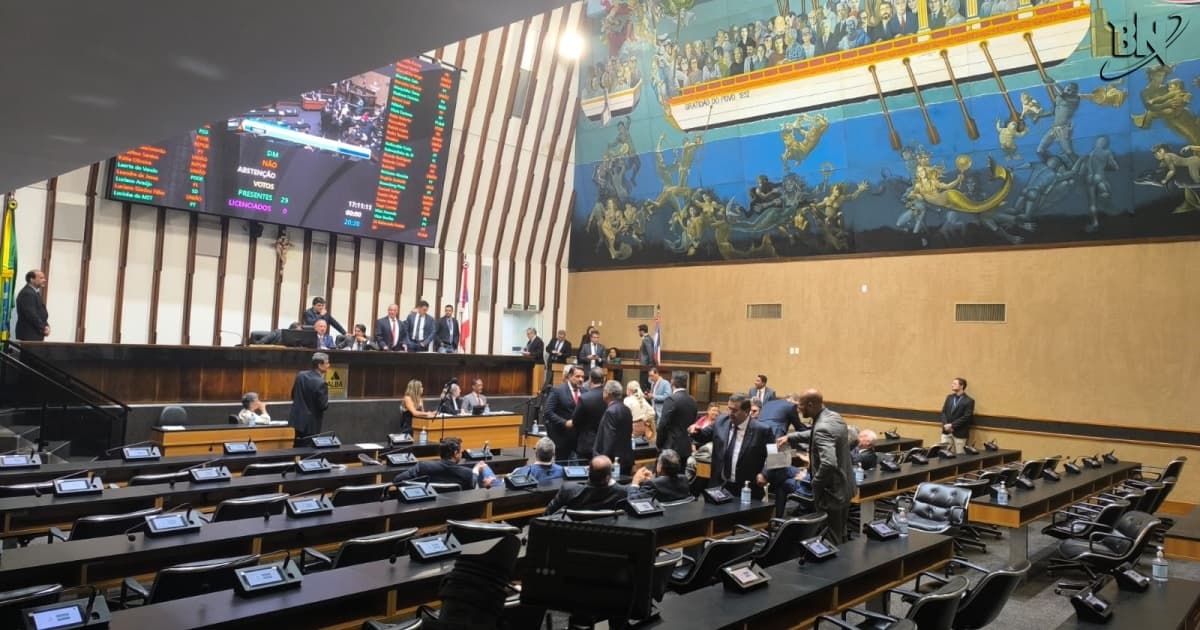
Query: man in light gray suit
785 389 855 542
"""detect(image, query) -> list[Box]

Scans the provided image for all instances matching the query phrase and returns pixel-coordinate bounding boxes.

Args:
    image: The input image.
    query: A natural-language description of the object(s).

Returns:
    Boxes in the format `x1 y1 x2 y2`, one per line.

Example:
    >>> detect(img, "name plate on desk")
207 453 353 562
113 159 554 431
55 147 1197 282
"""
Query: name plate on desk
865 521 900 541
398 485 438 503
55 477 103 496
625 498 664 518
563 465 588 480
721 560 770 592
505 472 538 490
386 453 418 466
234 561 303 597
409 533 461 562
0 453 41 469
800 536 838 562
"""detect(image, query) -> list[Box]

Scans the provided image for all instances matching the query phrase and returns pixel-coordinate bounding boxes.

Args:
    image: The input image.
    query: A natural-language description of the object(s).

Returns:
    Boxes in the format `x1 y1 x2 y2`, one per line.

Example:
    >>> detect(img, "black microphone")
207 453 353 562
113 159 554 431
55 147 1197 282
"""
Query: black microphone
482 440 491 461
33 469 90 497
282 550 295 573
83 585 100 623
172 458 223 487
105 440 158 456
307 431 338 441
124 519 149 542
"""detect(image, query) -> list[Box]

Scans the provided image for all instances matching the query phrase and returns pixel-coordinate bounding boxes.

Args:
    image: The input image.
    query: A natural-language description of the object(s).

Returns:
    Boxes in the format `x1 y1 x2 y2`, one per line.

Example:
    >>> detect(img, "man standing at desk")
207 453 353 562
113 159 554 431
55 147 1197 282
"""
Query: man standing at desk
374 303 406 351
689 393 772 500
794 389 855 543
436 304 461 353
522 328 544 361
288 352 330 443
15 269 50 341
758 392 805 438
578 330 606 370
594 380 634 477
940 377 974 454
543 365 583 459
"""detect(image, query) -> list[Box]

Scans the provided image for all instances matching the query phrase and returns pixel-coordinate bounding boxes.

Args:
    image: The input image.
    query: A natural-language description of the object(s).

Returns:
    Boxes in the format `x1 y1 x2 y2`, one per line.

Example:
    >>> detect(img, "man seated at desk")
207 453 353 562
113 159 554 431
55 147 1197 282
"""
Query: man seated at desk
629 449 691 502
544 455 628 514
438 383 465 415
237 392 271 425
337 324 377 351
852 427 878 470
313 320 335 351
511 437 565 481
462 378 490 414
392 437 495 490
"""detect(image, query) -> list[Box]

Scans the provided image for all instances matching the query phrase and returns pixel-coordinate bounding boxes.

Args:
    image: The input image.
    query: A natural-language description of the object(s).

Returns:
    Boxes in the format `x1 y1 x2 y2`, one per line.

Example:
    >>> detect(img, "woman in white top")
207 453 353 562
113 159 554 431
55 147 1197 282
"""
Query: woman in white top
237 392 271 425
624 381 656 440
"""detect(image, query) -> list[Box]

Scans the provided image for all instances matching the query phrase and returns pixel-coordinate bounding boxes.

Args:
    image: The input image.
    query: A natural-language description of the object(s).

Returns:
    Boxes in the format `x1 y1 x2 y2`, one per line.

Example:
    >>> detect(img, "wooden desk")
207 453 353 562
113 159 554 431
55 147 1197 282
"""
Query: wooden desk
151 424 296 456
969 461 1139 564
607 362 721 402
1054 578 1200 630
412 413 523 450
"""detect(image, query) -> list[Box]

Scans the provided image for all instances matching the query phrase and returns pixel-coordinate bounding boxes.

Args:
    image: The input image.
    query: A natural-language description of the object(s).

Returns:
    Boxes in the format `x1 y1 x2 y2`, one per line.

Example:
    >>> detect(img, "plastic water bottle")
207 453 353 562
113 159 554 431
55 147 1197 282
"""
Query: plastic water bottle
418 427 428 446
740 481 752 505
530 419 540 434
1152 546 1169 582
996 481 1009 506
895 507 909 537
854 463 865 485
613 458 621 478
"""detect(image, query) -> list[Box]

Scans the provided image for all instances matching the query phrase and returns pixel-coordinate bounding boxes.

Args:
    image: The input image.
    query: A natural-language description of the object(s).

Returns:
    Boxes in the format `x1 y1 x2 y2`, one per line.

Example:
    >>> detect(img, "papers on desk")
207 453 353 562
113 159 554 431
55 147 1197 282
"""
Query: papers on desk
356 443 385 449
266 421 289 426
765 444 791 470
160 425 186 431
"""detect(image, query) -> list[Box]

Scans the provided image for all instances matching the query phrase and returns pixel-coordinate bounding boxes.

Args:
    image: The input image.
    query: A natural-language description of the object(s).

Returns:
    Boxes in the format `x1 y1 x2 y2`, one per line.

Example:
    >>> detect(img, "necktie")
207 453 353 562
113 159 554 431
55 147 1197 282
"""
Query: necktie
951 395 959 411
414 317 423 343
391 319 398 347
572 388 580 406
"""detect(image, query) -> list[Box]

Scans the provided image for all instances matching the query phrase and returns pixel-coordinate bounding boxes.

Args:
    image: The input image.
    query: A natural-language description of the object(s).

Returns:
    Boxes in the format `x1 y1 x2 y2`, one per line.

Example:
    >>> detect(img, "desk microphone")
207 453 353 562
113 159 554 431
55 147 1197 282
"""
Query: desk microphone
124 519 149 542
83 585 100 624
33 469 90 497
104 440 158 456
482 441 491 461
295 452 327 475
172 458 223 487
307 431 339 443
281 550 295 573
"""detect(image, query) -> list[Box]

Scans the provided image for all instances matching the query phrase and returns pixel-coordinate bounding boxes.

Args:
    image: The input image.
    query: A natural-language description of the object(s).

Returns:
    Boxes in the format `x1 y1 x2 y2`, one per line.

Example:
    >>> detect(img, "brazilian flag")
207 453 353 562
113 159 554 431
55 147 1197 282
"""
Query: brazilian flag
0 196 16 342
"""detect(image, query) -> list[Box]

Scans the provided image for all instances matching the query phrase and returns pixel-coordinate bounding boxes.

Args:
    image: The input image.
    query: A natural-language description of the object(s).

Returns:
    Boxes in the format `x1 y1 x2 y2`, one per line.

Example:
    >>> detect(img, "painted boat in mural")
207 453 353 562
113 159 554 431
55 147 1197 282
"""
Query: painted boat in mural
581 79 643 123
666 0 1092 132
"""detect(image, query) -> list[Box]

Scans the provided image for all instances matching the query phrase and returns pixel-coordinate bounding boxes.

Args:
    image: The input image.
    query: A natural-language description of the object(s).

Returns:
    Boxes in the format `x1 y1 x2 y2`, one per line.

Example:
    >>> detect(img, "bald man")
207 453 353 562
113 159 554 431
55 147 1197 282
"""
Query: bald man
543 455 629 514
783 390 856 542
375 304 406 351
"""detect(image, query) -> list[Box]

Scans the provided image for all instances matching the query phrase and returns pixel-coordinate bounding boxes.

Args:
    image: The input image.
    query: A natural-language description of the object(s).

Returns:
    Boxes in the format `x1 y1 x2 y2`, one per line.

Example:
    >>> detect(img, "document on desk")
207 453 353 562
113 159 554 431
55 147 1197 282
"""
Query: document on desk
765 444 791 470
160 425 186 431
356 443 385 449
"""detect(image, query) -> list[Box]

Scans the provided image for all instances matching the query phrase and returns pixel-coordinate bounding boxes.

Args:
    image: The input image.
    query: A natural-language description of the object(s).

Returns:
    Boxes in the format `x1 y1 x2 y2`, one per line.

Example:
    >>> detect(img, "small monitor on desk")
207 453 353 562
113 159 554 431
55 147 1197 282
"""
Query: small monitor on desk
280 329 318 348
471 405 486 416
0 454 40 469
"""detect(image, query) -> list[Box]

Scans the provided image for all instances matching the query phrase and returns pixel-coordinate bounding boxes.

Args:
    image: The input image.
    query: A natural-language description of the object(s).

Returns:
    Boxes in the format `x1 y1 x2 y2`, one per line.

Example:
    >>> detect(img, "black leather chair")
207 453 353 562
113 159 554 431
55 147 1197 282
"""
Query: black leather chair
1131 456 1186 485
0 481 53 497
898 483 973 553
1047 510 1162 578
402 480 464 493
735 512 828 567
667 531 760 594
817 575 968 630
118 554 259 607
951 479 995 552
362 619 423 630
301 528 419 574
208 492 288 522
0 584 63 628
331 482 393 507
242 461 295 476
660 496 696 507
901 558 1030 629
563 509 624 522
1041 498 1129 540
128 471 189 486
159 405 188 425
48 507 162 543
446 519 521 544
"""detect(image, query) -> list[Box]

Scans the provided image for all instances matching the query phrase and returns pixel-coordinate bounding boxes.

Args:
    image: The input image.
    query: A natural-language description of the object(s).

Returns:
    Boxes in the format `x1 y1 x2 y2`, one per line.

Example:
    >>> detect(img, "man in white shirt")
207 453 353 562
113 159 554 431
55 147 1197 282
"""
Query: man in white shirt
237 392 271 425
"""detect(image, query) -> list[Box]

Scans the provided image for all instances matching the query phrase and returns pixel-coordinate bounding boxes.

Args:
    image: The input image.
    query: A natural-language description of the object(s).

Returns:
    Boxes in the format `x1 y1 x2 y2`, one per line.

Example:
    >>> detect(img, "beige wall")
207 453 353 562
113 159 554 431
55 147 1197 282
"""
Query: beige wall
567 241 1200 430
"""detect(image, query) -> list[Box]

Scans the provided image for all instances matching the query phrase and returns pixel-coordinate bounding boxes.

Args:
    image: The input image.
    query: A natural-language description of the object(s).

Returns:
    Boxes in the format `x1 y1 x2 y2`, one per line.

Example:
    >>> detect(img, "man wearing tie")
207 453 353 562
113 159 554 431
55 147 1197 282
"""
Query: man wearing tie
337 324 377 351
522 328 545 361
312 320 335 350
542 366 584 459
404 300 436 352
689 394 773 500
374 303 406 351
748 374 776 404
939 377 974 454
577 330 606 370
436 304 461 353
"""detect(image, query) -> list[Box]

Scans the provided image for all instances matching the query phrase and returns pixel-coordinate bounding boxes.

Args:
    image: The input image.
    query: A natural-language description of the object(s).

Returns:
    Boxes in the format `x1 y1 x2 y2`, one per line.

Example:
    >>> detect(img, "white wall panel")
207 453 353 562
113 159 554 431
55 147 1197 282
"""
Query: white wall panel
82 195 120 343
277 226 304 328
119 204 158 343
248 229 277 333
155 210 189 344
219 220 248 346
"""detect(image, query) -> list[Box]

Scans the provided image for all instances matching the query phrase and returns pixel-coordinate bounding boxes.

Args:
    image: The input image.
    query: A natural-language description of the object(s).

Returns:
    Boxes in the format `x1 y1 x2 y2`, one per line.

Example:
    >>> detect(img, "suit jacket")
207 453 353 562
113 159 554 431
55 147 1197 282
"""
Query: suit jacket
629 475 691 502
315 333 336 350
694 416 772 498
809 407 856 510
940 393 975 438
374 316 406 351
872 16 901 40
462 392 488 412
393 459 476 490
571 387 605 458
304 308 346 335
524 336 545 360
656 389 696 457
638 335 655 366
594 401 634 475
898 8 918 34
14 285 48 341
512 462 564 482
337 336 377 351
578 342 607 369
757 398 803 438
405 312 436 349
546 338 573 364
438 396 463 415
542 383 579 458
287 369 329 436
436 316 460 349
748 386 776 403
544 481 629 514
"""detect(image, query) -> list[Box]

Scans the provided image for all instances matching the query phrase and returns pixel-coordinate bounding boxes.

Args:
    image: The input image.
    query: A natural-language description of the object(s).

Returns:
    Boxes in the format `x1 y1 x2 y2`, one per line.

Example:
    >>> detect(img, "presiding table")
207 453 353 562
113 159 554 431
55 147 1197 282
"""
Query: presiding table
411 412 524 450
151 424 296 455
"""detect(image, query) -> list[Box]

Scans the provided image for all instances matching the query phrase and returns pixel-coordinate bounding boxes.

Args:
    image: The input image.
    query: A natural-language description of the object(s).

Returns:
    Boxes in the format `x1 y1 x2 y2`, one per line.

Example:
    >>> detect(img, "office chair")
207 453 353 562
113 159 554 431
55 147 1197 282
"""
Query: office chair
816 575 968 630
446 520 521 544
227 414 240 425
128 471 189 486
47 507 163 544
401 480 464 494
331 482 393 507
562 509 624 522
734 512 828 567
659 496 696 507
1047 510 1162 579
159 405 188 425
0 481 53 497
301 528 419 574
1042 498 1130 540
0 584 63 628
900 483 974 554
362 619 423 630
952 478 998 552
208 493 288 522
118 554 260 607
899 558 1030 629
1130 456 1186 485
667 531 760 594
242 461 296 476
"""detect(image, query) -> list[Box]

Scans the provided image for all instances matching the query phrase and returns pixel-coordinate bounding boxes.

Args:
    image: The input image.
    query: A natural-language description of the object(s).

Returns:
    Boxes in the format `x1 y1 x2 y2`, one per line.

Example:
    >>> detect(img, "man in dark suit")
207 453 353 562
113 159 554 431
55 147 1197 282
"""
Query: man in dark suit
543 329 573 387
689 394 773 500
787 389 855 543
637 324 656 367
898 0 919 34
939 377 974 454
303 297 346 335
757 393 805 439
287 352 330 442
521 328 544 361
748 374 776 404
392 437 480 490
543 455 628 514
593 380 634 477
404 300 436 352
542 365 583 459
570 368 607 460
871 1 902 39
337 324 377 351
374 303 406 351
438 383 464 415
312 320 336 351
656 373 696 458
629 449 691 502
577 330 606 370
15 269 50 341
436 304 461 353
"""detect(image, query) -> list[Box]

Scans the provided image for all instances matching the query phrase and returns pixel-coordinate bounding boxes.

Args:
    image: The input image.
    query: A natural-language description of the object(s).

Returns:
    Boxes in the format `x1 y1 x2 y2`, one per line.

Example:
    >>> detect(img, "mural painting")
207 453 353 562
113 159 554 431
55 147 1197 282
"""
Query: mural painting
569 0 1200 269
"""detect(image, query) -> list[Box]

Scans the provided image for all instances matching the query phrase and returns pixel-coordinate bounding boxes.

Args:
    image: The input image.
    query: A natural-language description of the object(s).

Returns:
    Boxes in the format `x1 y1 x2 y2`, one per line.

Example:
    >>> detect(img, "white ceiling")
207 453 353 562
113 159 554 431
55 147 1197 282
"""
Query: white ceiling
0 0 572 192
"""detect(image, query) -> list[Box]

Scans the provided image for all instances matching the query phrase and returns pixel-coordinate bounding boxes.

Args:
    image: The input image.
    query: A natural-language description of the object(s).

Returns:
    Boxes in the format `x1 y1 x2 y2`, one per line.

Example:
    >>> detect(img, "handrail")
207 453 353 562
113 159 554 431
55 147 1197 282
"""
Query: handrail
4 340 131 416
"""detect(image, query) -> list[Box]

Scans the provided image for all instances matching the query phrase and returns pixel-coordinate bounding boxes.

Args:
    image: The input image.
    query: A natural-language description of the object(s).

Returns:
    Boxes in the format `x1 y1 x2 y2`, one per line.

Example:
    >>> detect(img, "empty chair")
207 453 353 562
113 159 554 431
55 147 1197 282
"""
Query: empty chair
119 554 259 607
900 483 973 554
48 507 162 543
331 482 393 507
952 478 997 552
816 575 968 630
734 512 828 567
447 519 521 544
1048 510 1162 578
401 480 463 494
0 481 53 498
1131 456 1186 485
301 528 418 574
1041 498 1129 540
668 531 760 594
159 405 188 425
209 493 288 522
242 461 295 476
0 584 63 628
128 471 189 486
898 558 1030 630
227 414 240 425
